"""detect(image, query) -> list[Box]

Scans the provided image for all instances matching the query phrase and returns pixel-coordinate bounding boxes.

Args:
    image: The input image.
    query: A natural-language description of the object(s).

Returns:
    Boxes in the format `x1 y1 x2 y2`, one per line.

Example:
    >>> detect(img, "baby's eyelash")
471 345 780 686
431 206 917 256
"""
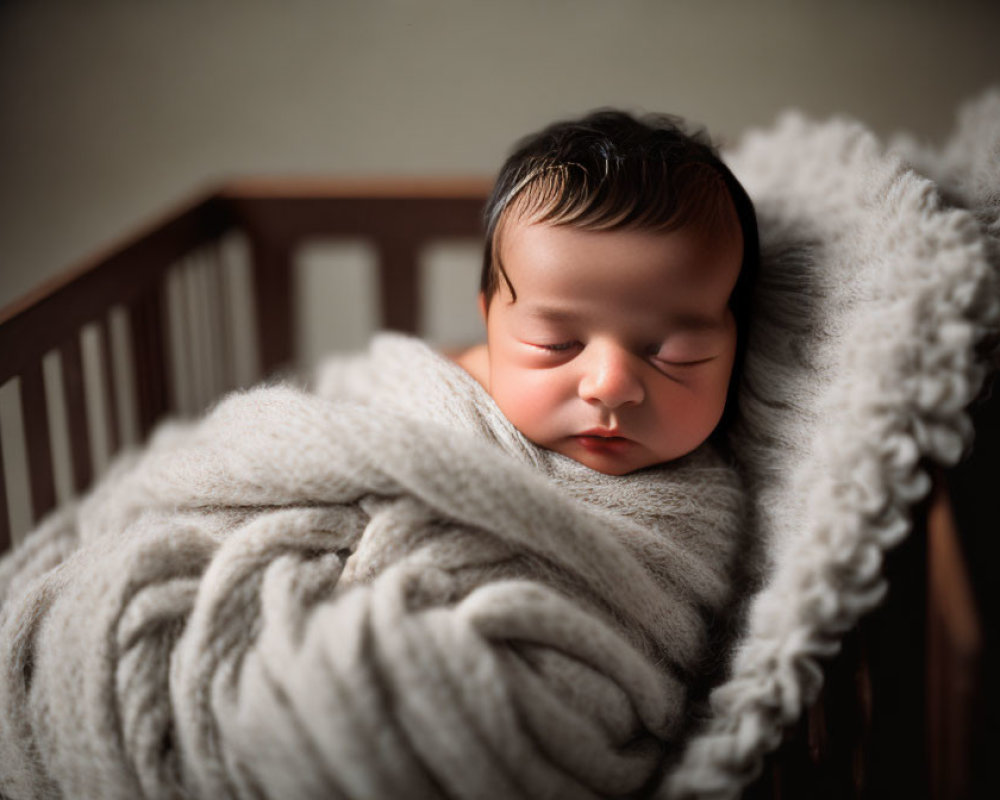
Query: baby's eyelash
644 344 707 366
655 356 715 367
537 341 577 352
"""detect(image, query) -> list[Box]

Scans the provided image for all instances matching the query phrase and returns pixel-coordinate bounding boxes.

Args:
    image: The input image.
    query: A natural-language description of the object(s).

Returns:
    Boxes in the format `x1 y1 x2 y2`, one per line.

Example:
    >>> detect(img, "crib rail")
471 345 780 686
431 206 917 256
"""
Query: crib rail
0 179 991 799
0 193 236 546
0 178 490 551
745 465 990 799
221 177 490 374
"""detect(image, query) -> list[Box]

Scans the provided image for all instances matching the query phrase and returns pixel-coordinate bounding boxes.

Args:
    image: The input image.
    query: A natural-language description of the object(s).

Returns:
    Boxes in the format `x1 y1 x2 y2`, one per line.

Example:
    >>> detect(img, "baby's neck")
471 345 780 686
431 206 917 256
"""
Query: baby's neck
448 343 489 390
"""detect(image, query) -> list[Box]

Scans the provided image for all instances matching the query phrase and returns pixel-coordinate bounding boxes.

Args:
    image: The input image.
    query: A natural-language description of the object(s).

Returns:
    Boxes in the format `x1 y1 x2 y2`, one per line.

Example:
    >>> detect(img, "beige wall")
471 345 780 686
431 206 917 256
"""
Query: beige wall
2 0 998 309
0 0 997 539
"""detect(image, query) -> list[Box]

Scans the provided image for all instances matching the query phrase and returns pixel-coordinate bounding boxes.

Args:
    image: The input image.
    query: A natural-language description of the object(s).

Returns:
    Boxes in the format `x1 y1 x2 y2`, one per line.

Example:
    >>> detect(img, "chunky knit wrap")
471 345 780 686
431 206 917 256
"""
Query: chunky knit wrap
0 334 744 799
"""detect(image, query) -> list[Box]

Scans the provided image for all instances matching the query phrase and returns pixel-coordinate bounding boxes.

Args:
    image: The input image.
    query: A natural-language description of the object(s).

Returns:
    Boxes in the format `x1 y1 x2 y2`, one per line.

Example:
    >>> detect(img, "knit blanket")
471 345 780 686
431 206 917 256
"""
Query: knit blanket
0 335 745 799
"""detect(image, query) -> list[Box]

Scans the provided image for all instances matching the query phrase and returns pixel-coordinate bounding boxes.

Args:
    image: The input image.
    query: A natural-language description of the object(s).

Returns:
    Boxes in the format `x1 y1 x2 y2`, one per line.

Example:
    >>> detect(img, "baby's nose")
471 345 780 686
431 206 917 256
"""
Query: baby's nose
578 344 645 409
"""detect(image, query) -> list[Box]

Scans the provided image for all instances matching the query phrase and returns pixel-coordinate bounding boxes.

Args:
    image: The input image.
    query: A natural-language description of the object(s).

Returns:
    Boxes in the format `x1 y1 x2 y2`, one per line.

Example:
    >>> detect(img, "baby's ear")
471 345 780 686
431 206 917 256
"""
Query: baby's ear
477 292 488 321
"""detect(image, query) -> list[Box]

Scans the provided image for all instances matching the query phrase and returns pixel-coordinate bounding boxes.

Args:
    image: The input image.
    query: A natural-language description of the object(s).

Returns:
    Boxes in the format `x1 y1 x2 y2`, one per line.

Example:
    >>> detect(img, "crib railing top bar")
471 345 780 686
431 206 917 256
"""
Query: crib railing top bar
225 190 490 245
0 191 235 383
221 177 491 241
0 178 493 384
218 175 493 200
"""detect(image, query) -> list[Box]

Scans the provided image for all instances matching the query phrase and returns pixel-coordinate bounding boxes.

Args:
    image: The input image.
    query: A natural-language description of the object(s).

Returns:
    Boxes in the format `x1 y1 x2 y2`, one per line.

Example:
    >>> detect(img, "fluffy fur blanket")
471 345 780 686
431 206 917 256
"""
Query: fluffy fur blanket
664 90 1000 797
0 335 745 799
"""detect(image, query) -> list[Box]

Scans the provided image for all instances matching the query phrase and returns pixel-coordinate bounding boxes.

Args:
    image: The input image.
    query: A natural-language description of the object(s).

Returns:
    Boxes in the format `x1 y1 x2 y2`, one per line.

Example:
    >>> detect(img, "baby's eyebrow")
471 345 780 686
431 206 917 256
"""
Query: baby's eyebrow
520 304 727 334
522 305 582 323
666 312 727 332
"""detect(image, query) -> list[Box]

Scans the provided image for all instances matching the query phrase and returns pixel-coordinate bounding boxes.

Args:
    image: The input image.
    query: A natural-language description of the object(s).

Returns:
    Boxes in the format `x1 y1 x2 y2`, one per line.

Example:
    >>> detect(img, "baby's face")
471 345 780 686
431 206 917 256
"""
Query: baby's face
481 217 742 475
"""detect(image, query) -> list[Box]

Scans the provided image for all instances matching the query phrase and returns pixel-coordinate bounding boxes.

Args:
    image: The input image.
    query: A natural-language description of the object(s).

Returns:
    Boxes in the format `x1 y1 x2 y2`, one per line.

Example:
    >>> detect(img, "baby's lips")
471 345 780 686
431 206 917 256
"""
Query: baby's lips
577 426 627 439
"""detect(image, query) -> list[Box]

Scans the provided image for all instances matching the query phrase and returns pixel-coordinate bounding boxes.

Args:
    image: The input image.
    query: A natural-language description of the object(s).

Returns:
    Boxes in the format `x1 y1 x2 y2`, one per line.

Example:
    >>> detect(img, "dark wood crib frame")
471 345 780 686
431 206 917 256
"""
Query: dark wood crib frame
0 180 993 799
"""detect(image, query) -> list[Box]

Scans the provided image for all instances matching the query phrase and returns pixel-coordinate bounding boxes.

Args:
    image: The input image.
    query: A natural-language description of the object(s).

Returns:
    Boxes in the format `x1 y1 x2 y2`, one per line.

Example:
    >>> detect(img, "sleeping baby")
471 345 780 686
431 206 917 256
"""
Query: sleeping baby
455 109 759 474
303 110 761 792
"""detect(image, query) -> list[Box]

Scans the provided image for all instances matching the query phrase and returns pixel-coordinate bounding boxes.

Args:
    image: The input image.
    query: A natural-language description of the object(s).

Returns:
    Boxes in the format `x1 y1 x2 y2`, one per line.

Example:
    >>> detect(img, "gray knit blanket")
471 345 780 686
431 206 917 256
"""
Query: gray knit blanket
0 334 744 799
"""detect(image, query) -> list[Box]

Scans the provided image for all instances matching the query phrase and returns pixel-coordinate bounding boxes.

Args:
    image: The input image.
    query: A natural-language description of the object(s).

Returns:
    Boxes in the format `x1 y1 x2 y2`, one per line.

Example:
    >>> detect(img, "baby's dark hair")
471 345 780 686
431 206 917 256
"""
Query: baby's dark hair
480 109 759 434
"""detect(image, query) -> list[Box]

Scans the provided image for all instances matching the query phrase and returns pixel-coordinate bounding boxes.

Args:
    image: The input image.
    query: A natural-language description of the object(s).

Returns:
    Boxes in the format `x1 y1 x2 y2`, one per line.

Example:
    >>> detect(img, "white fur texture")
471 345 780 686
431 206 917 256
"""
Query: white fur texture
662 92 1000 798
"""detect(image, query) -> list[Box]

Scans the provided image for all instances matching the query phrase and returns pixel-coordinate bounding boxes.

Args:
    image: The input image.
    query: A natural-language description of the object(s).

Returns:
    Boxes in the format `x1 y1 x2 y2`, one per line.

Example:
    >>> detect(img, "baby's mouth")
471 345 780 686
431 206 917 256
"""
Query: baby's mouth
574 430 634 453
578 427 626 439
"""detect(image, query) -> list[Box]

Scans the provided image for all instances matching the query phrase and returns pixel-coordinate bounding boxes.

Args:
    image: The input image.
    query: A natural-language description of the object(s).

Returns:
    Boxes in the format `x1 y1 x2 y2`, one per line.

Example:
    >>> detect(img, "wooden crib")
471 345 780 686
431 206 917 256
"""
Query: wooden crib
0 180 992 799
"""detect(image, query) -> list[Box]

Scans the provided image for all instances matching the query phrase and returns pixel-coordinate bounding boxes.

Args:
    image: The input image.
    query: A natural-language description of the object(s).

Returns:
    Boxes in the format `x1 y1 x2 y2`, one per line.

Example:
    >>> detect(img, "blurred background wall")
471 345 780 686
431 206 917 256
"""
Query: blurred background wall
0 0 998 539
2 0 998 313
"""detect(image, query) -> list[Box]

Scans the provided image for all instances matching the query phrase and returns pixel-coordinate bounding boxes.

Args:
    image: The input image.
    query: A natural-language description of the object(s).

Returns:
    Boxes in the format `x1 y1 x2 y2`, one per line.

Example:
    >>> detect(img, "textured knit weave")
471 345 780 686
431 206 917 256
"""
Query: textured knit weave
0 335 745 799
661 92 1000 797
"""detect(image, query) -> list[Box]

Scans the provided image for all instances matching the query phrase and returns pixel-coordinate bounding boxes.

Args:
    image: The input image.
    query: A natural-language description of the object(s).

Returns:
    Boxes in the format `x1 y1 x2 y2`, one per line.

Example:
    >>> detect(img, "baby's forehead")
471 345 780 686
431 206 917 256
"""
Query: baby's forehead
498 183 742 244
500 213 742 267
499 218 742 315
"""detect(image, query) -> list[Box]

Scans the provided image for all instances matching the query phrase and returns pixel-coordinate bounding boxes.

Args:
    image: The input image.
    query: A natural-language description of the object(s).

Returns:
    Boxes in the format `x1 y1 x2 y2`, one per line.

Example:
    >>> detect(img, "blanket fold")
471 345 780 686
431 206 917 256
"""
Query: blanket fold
0 335 744 800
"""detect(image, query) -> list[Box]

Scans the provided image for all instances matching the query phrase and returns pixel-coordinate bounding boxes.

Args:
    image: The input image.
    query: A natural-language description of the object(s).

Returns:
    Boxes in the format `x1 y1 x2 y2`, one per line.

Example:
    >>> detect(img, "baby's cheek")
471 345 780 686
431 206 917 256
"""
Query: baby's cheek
490 367 566 439
695 375 730 433
650 375 729 453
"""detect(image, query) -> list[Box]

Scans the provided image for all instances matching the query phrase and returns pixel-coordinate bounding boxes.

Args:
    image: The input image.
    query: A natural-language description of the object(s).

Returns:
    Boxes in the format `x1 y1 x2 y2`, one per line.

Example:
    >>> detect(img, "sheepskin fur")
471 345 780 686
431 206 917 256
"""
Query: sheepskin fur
663 91 1000 798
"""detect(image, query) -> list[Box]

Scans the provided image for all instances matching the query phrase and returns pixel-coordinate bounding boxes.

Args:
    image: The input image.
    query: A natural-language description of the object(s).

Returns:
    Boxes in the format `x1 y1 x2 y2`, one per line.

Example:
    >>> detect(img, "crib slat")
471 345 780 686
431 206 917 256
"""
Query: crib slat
170 264 195 414
250 234 293 375
749 493 930 798
99 315 121 457
378 238 420 334
59 335 93 493
811 629 872 794
0 194 233 386
927 481 982 799
20 362 56 522
0 432 10 552
129 286 171 439
771 630 869 798
199 255 227 400
766 713 817 799
854 499 928 798
181 260 207 410
210 250 235 392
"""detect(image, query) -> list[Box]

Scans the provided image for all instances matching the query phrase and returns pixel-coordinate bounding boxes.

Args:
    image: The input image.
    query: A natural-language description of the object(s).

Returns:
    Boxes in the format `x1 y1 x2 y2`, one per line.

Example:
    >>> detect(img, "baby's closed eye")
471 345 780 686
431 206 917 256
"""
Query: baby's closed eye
536 341 579 352
527 339 719 368
650 329 728 366
653 355 717 367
